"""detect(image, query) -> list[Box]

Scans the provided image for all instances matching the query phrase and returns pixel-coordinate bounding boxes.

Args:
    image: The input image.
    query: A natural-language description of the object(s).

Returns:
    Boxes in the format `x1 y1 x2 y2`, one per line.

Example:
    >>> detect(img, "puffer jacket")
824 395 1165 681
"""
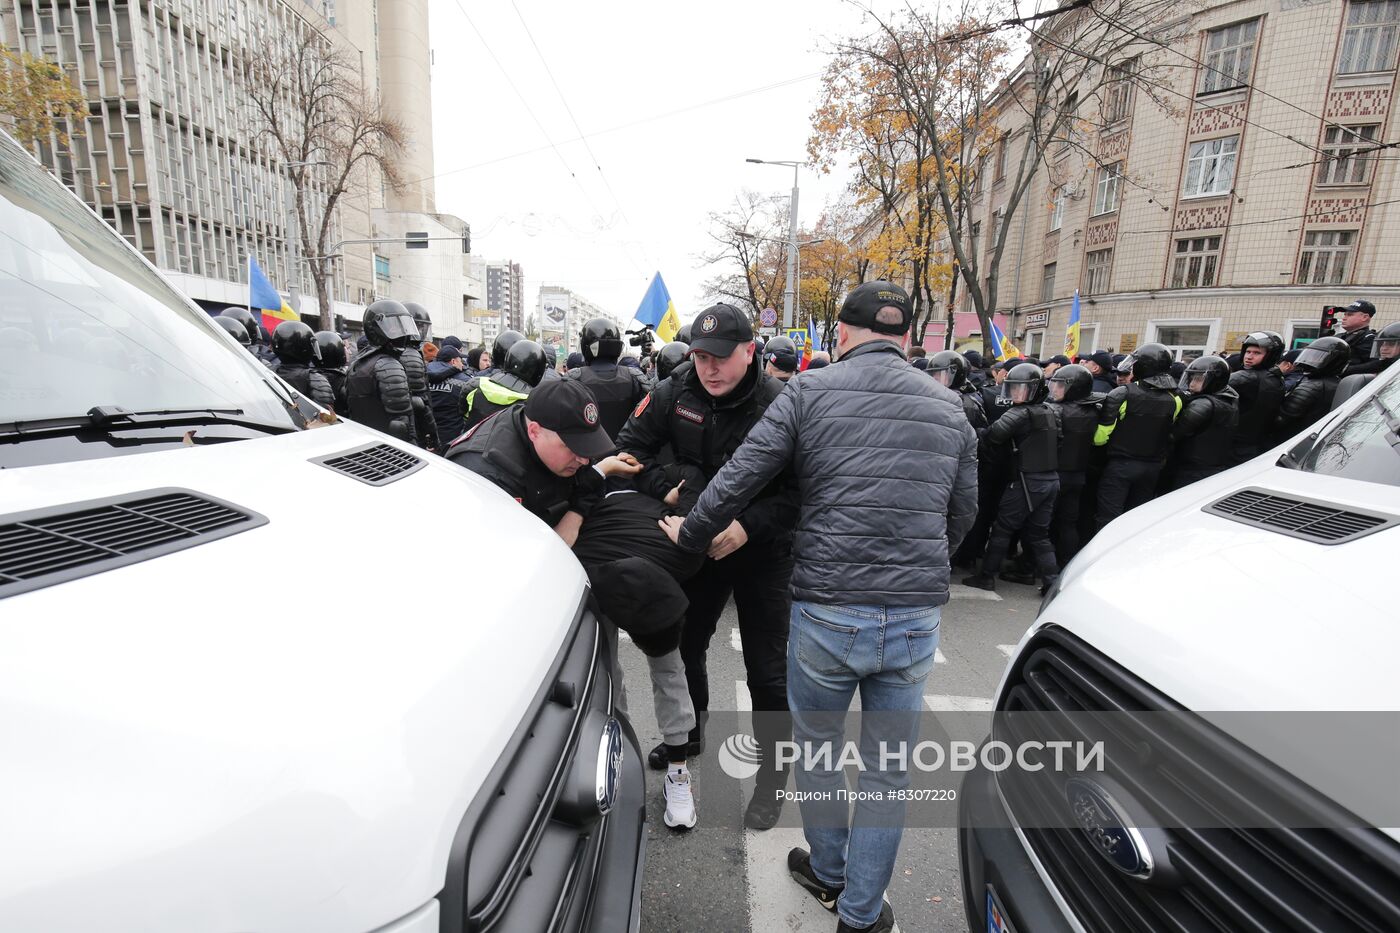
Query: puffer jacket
677 340 978 607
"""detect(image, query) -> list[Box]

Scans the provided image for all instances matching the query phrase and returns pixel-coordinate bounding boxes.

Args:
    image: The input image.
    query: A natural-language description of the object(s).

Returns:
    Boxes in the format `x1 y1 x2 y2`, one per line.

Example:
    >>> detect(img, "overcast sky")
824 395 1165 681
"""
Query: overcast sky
427 0 886 329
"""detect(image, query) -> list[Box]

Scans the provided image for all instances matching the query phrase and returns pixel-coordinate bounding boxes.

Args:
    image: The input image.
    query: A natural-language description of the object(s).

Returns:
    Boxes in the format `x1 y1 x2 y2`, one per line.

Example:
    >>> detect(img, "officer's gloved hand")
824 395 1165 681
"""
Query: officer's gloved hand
387 417 411 441
410 396 427 416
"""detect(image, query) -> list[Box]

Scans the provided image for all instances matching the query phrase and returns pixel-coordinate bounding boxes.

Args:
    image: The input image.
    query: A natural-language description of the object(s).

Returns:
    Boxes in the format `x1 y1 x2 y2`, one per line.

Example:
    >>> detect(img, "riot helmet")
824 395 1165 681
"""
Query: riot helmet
1178 355 1230 395
363 299 417 349
675 322 693 345
1002 363 1046 405
496 339 548 391
580 317 624 363
1294 335 1350 377
1121 342 1173 380
313 330 347 369
656 341 688 381
927 350 969 389
1240 331 1284 370
763 335 799 373
1371 321 1400 360
404 301 433 344
272 320 318 364
492 330 524 367
1047 363 1093 402
218 307 260 345
213 314 252 347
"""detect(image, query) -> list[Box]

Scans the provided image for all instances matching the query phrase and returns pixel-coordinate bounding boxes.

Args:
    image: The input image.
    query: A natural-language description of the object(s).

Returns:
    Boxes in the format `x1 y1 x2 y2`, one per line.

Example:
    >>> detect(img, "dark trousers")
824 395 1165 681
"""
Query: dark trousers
954 459 1009 567
1096 458 1163 528
680 541 793 789
980 473 1059 579
1052 471 1087 568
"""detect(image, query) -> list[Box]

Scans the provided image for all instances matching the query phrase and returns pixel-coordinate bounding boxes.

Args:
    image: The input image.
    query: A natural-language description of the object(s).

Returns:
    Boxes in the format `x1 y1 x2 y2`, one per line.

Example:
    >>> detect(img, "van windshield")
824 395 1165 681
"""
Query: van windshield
0 136 302 429
1297 372 1400 488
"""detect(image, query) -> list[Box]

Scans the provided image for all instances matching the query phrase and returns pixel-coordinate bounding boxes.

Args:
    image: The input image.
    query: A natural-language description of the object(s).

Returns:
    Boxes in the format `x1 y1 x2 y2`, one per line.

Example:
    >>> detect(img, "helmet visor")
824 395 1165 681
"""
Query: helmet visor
1004 381 1034 404
1047 380 1068 402
931 368 954 387
1115 355 1134 374
377 312 416 342
1295 345 1333 370
1374 337 1400 360
1179 371 1209 394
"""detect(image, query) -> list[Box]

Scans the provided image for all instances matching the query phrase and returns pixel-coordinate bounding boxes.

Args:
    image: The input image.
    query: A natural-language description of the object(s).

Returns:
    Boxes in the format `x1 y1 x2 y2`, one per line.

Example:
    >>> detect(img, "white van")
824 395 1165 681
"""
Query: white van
960 360 1400 932
0 133 644 932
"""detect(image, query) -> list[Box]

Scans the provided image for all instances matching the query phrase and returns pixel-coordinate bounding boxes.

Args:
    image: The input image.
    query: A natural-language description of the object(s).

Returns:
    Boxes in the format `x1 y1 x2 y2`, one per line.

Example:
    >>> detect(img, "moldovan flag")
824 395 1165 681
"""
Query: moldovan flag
800 317 821 370
1065 290 1082 358
634 272 681 343
249 256 297 335
988 318 1020 363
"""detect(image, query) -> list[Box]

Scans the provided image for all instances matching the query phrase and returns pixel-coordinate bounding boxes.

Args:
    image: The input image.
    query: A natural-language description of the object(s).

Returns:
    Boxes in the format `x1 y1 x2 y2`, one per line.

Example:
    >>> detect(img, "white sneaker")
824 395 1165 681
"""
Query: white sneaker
663 767 697 830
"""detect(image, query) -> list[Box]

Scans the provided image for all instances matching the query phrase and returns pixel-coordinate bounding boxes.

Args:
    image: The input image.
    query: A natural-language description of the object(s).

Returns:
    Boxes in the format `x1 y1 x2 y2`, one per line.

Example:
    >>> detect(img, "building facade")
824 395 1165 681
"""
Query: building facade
536 285 617 354
484 260 525 333
965 0 1400 361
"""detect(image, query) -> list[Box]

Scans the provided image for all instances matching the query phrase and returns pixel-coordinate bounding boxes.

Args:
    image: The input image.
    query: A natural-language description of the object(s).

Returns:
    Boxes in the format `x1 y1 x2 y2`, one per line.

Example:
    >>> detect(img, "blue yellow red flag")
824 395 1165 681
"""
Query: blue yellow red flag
634 272 681 343
249 256 298 335
988 318 1020 363
1065 290 1082 358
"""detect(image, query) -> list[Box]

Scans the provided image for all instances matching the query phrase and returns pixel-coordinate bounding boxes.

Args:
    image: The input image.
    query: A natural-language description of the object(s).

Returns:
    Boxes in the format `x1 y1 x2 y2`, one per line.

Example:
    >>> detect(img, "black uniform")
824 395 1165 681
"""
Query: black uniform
271 361 336 411
251 343 278 369
320 368 348 415
1227 366 1284 464
462 376 531 432
1047 394 1102 566
1167 387 1239 490
958 384 990 435
978 402 1061 581
400 346 440 451
1341 326 1377 366
1093 381 1181 528
568 362 647 440
426 361 472 445
615 354 798 785
980 382 1015 423
1272 374 1339 443
347 346 415 441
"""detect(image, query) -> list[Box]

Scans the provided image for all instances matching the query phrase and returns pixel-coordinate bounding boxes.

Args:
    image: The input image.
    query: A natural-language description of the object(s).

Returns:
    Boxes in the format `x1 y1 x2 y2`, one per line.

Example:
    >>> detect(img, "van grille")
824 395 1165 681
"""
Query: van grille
0 490 265 600
313 443 425 486
1204 488 1392 544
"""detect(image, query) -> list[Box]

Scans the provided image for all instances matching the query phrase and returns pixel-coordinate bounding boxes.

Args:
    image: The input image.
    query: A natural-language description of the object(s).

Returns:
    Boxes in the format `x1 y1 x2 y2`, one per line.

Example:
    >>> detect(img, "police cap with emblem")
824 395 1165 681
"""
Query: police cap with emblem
524 378 616 460
838 281 913 335
687 303 754 357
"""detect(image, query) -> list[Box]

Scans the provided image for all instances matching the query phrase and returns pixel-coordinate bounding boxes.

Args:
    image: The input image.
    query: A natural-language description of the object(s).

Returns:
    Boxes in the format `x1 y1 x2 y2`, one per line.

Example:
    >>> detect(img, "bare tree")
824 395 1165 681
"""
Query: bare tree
246 28 404 331
697 190 791 319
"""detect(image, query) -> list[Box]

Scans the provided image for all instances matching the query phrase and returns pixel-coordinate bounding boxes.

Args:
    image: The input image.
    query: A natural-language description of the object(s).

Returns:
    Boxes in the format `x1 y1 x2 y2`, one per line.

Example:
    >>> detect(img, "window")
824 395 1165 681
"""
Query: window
1092 163 1122 215
1170 236 1222 288
1296 230 1357 284
1318 124 1380 185
1055 91 1080 152
1078 324 1101 355
970 221 981 258
1339 0 1400 74
1153 324 1213 361
1286 321 1324 349
991 209 1004 245
1199 19 1259 94
1024 330 1046 358
374 254 390 281
1183 136 1239 197
995 134 1008 182
1084 248 1113 295
1296 374 1400 488
1049 187 1065 232
1103 59 1137 124
1041 263 1057 303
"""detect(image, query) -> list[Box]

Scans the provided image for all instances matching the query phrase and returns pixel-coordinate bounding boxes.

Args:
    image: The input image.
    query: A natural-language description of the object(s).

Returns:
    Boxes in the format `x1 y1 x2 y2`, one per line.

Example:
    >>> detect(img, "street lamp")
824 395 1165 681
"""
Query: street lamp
282 159 328 315
746 157 804 329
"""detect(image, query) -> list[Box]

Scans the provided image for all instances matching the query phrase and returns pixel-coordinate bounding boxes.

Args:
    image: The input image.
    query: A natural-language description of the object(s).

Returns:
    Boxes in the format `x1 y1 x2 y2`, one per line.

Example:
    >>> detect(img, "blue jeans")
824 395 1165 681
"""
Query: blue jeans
787 601 941 928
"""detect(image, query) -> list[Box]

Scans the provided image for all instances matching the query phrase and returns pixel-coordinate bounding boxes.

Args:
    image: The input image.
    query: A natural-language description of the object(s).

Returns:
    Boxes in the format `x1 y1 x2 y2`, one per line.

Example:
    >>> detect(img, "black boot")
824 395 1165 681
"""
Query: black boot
961 572 997 591
836 901 895 933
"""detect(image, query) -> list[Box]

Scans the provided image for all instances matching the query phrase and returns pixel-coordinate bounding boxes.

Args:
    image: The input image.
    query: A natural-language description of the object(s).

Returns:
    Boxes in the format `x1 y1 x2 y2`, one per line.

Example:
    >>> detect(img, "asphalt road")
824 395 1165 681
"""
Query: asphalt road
617 580 1044 933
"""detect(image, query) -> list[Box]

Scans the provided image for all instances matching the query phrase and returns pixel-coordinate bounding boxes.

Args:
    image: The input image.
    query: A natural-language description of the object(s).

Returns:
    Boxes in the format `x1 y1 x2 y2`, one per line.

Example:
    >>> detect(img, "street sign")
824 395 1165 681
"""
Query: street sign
1025 310 1050 327
787 328 807 348
759 307 778 328
405 231 429 249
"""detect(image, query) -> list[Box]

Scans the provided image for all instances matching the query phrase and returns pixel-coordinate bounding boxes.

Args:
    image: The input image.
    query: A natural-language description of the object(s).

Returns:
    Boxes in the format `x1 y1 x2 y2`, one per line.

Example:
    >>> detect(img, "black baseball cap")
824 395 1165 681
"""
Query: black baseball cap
1346 299 1376 316
523 379 616 460
437 345 464 363
837 281 912 335
688 303 753 357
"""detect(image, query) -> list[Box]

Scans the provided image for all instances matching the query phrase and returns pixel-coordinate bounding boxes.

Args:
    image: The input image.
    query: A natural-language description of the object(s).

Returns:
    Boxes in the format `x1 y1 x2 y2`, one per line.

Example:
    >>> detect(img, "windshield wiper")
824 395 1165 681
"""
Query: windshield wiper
1368 396 1400 459
0 406 296 439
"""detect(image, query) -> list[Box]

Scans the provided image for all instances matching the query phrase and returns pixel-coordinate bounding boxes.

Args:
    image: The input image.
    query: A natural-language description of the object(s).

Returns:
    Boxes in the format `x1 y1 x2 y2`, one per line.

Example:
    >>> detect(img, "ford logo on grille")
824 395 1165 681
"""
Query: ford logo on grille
595 718 624 814
1065 778 1153 879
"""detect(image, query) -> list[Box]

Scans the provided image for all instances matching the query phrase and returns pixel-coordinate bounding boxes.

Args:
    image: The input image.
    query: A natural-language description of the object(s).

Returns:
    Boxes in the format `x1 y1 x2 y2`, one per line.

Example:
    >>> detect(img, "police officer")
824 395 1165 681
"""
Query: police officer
1271 335 1350 444
675 322 693 345
426 345 474 445
963 363 1060 593
1044 364 1102 567
655 340 690 383
213 314 253 349
311 330 349 415
567 318 647 440
400 302 440 452
615 302 797 830
218 307 275 367
1337 299 1378 365
1082 351 1117 393
1344 320 1400 377
762 335 799 383
462 339 548 431
927 350 989 434
348 300 416 442
1093 343 1181 528
980 359 1019 423
270 321 337 411
1227 331 1285 464
1166 355 1238 490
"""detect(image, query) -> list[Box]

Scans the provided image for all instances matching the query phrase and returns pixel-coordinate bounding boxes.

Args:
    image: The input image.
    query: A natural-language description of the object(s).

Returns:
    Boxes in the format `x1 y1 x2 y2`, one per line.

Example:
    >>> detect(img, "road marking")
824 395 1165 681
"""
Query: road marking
949 584 1003 601
731 627 743 652
935 648 947 664
924 694 994 712
997 644 1017 659
618 630 630 642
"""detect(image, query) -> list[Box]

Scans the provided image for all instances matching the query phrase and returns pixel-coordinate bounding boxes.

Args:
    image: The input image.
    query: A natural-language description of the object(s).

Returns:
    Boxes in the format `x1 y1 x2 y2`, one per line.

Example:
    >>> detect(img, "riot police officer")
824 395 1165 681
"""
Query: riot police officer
1093 343 1181 528
270 321 337 411
312 330 349 415
963 363 1061 593
1271 335 1350 444
462 339 548 431
218 307 275 367
567 318 647 440
1344 320 1400 377
927 350 989 434
1045 364 1102 567
762 335 799 383
400 301 440 452
1227 331 1285 464
655 340 690 383
615 302 797 829
213 314 253 348
1167 355 1238 490
675 322 693 345
348 300 416 442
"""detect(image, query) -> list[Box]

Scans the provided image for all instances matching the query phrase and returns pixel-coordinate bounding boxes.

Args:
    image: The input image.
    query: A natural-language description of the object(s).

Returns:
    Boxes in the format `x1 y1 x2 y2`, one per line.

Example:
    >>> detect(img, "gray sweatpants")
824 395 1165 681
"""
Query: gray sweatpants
646 648 697 747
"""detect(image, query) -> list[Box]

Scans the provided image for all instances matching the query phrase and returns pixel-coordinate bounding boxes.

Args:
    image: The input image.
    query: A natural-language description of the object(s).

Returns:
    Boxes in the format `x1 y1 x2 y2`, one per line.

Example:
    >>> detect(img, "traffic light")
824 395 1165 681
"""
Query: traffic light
1320 305 1342 333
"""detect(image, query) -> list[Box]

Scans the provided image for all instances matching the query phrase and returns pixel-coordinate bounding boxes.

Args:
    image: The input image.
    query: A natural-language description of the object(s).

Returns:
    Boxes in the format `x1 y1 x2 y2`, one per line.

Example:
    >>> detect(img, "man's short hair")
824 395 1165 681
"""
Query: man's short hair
908 346 927 358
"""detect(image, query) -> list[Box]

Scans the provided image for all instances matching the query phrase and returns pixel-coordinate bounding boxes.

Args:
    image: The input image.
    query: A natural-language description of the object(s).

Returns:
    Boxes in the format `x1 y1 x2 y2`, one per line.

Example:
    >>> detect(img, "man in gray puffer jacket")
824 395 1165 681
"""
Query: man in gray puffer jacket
661 281 977 933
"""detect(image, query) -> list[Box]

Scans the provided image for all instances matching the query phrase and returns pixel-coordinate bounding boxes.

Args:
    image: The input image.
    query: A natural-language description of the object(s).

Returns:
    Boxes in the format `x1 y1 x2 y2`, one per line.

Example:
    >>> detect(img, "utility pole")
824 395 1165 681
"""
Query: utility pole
746 158 804 330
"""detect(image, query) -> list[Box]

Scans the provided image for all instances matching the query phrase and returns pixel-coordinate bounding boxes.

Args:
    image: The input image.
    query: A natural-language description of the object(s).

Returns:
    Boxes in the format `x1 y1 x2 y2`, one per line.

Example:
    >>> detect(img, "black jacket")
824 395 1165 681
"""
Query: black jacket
400 347 439 450
347 346 414 441
1171 387 1239 470
1342 327 1376 365
318 367 348 415
1272 375 1339 445
426 360 472 445
616 353 798 545
958 384 990 435
271 361 336 411
567 362 648 440
980 383 1015 423
1090 373 1116 394
982 402 1060 474
1343 354 1396 377
1228 366 1284 458
1048 395 1103 473
675 341 978 608
445 405 603 526
1096 380 1181 461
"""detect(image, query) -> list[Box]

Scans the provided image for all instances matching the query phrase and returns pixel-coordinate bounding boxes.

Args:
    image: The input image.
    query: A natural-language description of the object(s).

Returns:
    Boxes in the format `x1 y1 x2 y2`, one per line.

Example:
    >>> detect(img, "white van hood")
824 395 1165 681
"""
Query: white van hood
0 423 588 933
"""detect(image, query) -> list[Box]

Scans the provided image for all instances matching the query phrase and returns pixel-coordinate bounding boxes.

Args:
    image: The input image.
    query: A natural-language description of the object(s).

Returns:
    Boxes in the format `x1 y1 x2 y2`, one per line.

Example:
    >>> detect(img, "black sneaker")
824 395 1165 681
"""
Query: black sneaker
998 569 1037 586
646 733 705 771
744 787 783 831
836 900 895 933
961 572 996 591
788 847 843 911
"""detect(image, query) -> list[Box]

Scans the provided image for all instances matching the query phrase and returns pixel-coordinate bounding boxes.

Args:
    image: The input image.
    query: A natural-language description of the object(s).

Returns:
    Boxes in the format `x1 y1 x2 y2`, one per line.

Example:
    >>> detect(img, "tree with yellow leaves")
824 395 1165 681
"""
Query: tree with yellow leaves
0 49 86 151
